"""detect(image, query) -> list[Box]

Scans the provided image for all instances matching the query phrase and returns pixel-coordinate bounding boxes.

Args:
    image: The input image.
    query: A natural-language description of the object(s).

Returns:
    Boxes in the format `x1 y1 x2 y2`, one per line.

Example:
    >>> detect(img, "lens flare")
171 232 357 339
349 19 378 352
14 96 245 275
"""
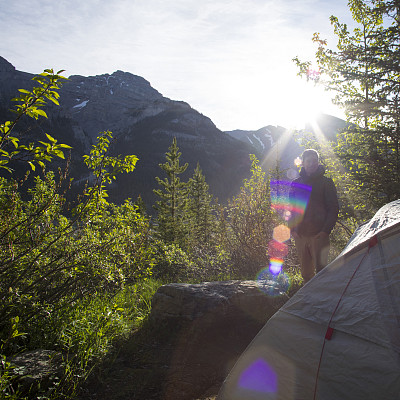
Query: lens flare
268 240 287 275
257 268 291 297
270 180 312 228
269 239 288 257
239 358 277 393
287 168 299 180
273 225 291 243
306 66 321 82
267 180 311 293
269 258 283 275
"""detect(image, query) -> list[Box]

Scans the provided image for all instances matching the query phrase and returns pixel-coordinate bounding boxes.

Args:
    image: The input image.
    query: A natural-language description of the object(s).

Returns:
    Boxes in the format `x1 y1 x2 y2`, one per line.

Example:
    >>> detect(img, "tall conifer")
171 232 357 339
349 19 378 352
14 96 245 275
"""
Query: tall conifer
294 0 400 212
153 137 188 246
186 163 216 246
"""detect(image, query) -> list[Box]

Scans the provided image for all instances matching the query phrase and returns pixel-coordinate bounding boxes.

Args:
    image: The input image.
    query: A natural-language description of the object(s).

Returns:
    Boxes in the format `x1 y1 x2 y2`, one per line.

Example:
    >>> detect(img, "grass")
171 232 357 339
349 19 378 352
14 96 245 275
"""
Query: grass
0 279 163 400
54 279 163 399
2 268 302 400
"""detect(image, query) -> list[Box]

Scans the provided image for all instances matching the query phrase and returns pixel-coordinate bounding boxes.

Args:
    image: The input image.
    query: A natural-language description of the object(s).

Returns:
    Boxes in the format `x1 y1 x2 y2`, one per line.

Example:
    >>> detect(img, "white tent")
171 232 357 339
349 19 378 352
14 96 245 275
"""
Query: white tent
218 200 400 400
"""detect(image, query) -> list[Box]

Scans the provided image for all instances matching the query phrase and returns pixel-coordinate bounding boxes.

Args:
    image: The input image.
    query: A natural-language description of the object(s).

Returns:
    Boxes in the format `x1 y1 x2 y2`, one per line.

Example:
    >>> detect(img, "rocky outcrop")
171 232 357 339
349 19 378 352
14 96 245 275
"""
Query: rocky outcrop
149 280 291 400
8 350 64 396
76 279 296 400
150 280 289 323
5 280 295 400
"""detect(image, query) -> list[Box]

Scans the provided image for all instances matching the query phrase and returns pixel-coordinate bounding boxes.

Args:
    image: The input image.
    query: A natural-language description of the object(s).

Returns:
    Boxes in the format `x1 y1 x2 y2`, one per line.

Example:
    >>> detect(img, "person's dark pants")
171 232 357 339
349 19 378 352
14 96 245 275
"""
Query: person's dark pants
294 234 330 283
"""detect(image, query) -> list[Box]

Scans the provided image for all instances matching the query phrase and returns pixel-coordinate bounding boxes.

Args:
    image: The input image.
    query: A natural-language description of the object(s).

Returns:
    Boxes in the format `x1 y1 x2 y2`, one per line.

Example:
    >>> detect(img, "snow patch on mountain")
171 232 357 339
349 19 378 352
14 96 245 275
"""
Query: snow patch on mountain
73 100 89 109
264 133 273 147
253 134 265 150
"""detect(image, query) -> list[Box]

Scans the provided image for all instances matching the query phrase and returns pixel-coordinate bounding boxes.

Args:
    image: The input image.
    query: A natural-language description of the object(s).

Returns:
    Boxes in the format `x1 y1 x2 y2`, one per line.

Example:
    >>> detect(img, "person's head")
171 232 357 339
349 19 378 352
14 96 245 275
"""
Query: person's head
302 149 319 176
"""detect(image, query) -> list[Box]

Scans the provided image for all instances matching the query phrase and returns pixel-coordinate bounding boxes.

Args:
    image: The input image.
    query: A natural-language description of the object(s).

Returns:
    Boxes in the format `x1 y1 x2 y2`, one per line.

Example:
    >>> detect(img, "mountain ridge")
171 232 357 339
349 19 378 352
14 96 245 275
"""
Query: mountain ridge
0 56 347 209
0 56 255 208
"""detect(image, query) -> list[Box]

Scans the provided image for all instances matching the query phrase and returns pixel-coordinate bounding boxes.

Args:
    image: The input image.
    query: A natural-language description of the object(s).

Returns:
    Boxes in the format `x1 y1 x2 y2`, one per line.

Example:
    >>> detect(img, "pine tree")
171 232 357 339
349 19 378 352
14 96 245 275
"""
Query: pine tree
294 0 400 212
153 137 188 246
186 163 216 247
133 194 147 215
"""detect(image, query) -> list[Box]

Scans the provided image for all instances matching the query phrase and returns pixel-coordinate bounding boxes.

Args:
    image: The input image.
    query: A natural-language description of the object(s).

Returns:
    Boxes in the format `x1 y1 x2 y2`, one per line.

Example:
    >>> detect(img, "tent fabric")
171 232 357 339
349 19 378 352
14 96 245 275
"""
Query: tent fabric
217 200 400 400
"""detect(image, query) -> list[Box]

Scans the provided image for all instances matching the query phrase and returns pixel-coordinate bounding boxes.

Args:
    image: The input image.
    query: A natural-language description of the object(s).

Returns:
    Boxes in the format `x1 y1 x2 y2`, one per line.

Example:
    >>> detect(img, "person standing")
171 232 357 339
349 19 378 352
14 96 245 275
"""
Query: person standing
290 149 339 283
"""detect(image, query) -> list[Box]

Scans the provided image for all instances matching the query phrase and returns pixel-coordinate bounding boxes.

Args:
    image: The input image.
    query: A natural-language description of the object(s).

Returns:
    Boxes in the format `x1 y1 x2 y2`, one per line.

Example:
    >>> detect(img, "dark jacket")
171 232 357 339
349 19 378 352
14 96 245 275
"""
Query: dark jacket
290 165 339 236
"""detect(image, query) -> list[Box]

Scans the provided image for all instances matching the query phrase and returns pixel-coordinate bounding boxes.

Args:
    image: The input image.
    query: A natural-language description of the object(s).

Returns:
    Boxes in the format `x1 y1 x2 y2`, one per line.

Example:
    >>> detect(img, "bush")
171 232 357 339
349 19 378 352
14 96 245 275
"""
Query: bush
152 242 192 281
0 70 154 399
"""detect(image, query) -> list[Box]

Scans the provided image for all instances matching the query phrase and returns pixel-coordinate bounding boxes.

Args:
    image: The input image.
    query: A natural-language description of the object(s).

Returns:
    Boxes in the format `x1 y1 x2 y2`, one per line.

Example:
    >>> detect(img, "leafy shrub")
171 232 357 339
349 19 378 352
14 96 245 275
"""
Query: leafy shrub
0 70 154 399
152 242 193 281
222 155 277 279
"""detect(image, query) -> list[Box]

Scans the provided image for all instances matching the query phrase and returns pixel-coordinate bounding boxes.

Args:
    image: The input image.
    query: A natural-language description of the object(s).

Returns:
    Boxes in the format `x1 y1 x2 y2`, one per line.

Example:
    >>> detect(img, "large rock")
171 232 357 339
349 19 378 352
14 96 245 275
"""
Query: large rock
76 279 295 400
9 350 64 396
150 280 289 323
149 280 291 400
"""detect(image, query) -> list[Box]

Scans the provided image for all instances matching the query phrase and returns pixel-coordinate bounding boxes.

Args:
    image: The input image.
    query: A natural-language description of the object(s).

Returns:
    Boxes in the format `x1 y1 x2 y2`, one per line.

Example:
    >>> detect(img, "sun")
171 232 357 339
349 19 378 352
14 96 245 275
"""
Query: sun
284 81 339 130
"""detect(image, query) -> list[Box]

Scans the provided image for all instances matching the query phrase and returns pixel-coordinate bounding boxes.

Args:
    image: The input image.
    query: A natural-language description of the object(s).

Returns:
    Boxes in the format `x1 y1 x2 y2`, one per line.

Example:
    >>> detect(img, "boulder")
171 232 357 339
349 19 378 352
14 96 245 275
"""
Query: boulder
149 280 291 400
150 279 289 324
9 349 64 396
77 279 295 400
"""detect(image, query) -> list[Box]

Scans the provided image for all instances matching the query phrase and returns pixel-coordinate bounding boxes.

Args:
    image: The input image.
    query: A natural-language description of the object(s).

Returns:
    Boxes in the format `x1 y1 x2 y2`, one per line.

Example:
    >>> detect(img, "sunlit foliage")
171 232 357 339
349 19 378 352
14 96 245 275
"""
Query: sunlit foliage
0 70 154 399
294 0 400 217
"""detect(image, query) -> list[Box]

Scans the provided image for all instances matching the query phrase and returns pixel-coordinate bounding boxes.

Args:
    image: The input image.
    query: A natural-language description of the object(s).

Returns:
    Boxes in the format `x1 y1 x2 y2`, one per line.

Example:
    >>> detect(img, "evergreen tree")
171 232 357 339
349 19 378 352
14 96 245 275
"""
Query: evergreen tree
270 157 288 182
186 163 216 246
294 0 400 212
133 194 147 215
153 137 188 246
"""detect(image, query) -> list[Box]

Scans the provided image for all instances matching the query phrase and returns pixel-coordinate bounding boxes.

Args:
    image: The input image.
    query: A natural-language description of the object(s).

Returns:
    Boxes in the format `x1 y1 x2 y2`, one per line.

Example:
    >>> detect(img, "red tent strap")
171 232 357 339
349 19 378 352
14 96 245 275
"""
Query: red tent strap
325 326 334 341
312 235 378 400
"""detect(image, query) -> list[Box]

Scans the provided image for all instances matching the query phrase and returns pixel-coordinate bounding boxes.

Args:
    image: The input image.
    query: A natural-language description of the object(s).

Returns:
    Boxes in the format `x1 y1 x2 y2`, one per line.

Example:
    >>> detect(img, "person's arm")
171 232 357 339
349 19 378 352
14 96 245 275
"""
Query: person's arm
322 178 339 234
288 181 299 236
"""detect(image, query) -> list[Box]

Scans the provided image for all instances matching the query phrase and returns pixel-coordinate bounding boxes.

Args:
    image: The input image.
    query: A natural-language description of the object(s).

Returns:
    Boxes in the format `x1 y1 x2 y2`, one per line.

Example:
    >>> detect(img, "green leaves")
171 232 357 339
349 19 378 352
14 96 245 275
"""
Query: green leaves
1 68 69 171
224 154 275 277
73 131 140 220
0 65 156 399
83 131 138 183
294 0 400 213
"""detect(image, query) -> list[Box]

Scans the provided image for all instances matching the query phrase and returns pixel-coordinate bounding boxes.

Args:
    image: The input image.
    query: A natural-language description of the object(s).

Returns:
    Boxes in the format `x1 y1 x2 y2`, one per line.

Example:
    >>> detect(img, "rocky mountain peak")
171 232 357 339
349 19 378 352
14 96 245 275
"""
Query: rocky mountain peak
64 69 163 107
0 56 15 73
55 69 171 142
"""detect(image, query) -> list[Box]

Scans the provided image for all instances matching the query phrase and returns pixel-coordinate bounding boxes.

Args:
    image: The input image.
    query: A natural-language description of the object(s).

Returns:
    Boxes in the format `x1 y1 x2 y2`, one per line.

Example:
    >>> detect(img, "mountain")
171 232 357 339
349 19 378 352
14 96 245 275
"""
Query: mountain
225 126 278 154
225 114 350 177
0 56 348 210
0 57 259 209
224 125 302 174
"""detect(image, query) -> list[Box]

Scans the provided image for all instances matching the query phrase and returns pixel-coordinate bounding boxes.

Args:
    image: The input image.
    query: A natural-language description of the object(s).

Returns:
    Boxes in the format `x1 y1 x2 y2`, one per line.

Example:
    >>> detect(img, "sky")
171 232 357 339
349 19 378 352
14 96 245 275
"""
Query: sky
0 0 354 131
